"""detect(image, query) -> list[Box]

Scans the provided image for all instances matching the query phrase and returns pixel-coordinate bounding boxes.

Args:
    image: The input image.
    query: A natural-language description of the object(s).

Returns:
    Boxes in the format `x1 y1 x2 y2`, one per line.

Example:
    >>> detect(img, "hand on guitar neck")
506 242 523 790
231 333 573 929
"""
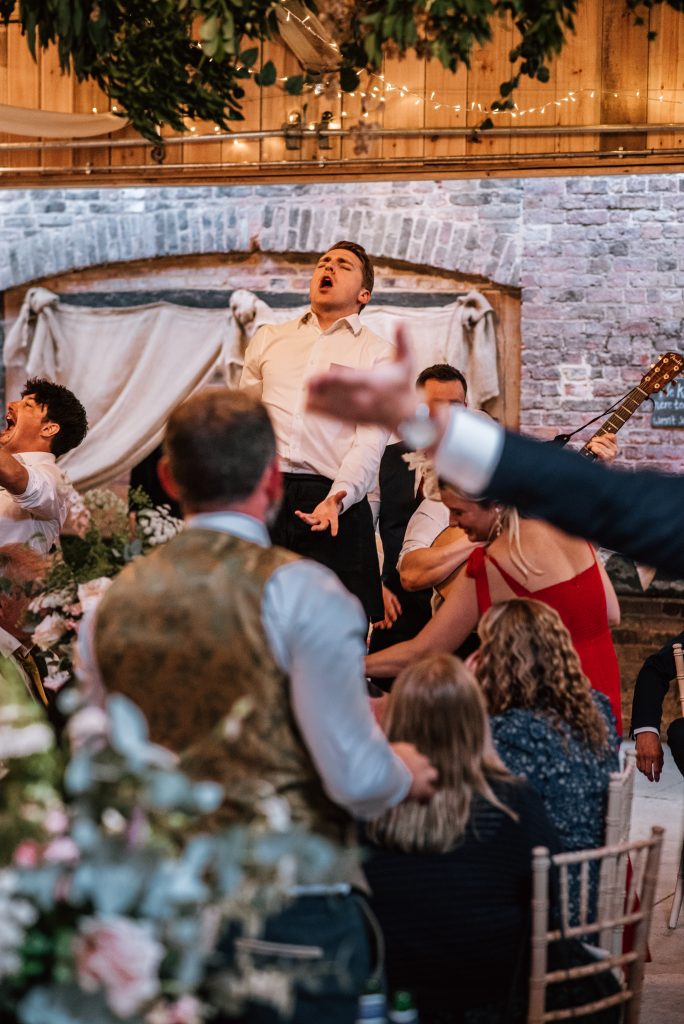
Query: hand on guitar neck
583 432 619 463
580 351 684 460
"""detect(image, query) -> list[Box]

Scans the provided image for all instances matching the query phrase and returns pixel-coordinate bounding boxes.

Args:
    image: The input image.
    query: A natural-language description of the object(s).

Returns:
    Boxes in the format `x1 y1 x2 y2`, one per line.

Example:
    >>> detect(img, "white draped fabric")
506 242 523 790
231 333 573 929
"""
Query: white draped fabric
0 103 127 139
4 287 499 490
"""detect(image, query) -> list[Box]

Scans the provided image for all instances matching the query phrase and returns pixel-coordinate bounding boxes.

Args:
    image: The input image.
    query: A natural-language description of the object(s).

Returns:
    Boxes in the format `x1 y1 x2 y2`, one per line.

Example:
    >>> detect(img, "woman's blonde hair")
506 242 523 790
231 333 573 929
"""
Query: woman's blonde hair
476 599 609 750
366 653 514 853
439 483 539 579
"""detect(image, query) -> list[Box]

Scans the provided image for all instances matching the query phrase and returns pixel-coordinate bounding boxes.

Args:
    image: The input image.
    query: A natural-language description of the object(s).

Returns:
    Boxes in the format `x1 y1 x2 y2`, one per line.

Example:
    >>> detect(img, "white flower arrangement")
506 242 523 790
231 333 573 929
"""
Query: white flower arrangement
22 489 183 695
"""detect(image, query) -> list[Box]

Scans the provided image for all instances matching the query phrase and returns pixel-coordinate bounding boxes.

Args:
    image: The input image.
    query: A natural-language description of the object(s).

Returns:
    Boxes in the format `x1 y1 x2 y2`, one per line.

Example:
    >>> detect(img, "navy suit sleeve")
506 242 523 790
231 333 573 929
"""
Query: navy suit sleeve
486 431 684 574
631 631 684 732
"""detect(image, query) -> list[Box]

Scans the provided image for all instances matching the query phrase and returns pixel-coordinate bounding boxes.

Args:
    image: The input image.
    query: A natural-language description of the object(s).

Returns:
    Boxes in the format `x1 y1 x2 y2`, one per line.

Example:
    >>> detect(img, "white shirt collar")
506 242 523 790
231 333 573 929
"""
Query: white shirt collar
13 450 58 465
300 309 363 337
185 510 270 547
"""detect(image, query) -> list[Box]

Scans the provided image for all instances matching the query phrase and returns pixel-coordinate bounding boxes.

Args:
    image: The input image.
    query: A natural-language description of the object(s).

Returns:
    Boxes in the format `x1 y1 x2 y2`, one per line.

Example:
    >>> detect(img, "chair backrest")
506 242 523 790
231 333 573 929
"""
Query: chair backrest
598 748 637 953
528 826 664 1024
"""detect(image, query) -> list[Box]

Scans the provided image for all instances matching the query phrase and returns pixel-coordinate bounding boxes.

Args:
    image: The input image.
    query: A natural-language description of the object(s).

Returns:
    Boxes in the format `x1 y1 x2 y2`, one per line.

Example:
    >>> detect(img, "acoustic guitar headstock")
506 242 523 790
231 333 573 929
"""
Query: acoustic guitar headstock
641 351 684 395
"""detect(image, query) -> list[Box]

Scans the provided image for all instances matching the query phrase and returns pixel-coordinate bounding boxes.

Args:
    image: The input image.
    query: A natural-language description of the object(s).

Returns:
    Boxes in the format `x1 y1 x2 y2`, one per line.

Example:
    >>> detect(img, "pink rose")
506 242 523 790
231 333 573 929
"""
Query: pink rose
74 915 164 1017
43 836 80 864
31 613 67 651
13 840 41 868
44 808 69 835
146 995 206 1024
67 705 109 749
77 577 113 614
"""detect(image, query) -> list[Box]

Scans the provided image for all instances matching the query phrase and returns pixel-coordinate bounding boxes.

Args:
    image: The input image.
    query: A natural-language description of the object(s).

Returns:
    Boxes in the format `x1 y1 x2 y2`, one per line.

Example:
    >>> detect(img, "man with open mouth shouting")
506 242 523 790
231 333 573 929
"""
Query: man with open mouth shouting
0 377 88 556
240 241 391 622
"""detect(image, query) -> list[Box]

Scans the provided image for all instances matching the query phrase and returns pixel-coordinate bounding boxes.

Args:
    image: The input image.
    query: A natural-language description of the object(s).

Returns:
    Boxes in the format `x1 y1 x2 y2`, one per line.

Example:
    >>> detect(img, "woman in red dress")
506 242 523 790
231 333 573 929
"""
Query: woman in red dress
366 485 622 732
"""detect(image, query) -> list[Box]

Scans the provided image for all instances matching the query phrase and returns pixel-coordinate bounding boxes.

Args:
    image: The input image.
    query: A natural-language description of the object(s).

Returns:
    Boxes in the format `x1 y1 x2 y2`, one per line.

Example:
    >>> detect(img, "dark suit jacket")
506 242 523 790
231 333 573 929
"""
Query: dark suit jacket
486 430 684 574
631 631 684 733
370 441 432 650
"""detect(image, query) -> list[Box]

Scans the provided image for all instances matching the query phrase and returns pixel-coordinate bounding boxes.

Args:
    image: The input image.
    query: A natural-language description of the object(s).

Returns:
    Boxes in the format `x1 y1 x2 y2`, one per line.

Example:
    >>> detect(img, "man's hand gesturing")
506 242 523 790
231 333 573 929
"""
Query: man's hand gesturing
295 490 347 536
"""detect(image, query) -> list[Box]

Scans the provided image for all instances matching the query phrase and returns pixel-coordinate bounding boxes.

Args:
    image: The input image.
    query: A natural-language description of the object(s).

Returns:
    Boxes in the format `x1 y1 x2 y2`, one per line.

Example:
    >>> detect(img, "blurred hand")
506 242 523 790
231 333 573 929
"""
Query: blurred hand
295 491 346 536
587 432 618 464
307 326 418 432
372 585 403 630
392 741 439 801
635 732 664 782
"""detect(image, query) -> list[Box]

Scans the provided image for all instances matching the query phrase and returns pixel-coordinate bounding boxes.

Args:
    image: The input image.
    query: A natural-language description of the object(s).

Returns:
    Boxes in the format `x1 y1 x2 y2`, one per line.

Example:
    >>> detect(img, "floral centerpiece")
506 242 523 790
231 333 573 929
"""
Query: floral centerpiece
0 484 358 1022
25 488 183 694
0 669 356 1024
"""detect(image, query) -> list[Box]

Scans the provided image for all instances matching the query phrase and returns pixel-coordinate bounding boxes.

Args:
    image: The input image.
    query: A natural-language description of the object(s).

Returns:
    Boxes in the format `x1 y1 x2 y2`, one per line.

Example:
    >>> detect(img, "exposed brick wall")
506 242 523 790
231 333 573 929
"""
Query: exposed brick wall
1 174 682 472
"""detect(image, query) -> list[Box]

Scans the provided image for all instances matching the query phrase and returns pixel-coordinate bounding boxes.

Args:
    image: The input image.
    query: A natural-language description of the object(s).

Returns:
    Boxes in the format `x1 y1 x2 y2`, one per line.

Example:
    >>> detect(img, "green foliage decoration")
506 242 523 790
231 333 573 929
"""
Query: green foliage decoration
3 1 684 139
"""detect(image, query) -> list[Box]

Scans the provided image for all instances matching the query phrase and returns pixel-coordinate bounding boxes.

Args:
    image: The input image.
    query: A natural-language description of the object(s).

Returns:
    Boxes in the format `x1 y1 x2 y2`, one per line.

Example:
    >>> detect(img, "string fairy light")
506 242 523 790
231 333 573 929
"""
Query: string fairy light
221 3 684 134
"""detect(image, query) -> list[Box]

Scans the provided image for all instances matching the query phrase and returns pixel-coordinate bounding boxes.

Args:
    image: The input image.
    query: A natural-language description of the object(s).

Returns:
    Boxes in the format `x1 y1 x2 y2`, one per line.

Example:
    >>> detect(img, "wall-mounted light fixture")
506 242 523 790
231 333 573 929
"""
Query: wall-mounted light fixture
316 110 334 149
283 110 303 150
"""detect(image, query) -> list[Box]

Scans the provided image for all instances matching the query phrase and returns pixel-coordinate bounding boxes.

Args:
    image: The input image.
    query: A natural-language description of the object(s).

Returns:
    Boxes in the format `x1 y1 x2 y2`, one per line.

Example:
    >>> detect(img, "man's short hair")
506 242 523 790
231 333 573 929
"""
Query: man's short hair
326 240 374 295
164 390 276 508
415 363 468 397
22 378 88 458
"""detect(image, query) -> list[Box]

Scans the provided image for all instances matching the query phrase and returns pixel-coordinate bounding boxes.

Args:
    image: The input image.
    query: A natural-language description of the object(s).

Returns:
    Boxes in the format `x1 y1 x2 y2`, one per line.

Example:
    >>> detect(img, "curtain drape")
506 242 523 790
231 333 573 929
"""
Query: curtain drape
4 287 499 490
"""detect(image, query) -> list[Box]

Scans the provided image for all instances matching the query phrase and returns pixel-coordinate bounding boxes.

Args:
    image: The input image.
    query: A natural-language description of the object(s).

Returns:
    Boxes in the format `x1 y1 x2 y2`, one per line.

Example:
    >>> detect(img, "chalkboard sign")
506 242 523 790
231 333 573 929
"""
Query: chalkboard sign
652 378 684 427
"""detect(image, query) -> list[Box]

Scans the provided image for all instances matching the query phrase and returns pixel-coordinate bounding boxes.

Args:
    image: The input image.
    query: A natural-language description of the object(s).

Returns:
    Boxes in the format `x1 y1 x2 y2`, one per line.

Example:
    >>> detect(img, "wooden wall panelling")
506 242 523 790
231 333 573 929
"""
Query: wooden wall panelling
260 40 316 165
185 118 223 168
72 78 112 171
4 24 40 169
423 60 467 161
221 46 262 168
465 15 512 162
646 4 684 152
39 46 73 169
109 123 150 172
600 0 649 153
0 25 9 168
380 54 425 162
339 70 380 165
552 0 603 156
483 287 521 430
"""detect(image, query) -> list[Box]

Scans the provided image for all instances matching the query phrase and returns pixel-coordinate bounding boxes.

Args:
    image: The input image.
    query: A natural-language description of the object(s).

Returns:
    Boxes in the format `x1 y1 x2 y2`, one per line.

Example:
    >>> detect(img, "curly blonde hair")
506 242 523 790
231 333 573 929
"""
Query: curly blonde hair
476 599 609 750
366 653 516 853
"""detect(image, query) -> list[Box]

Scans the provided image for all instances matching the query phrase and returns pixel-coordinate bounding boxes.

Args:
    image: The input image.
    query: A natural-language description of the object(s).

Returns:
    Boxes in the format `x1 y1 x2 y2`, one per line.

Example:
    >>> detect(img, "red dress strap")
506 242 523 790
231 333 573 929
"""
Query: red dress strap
465 546 493 613
484 552 533 597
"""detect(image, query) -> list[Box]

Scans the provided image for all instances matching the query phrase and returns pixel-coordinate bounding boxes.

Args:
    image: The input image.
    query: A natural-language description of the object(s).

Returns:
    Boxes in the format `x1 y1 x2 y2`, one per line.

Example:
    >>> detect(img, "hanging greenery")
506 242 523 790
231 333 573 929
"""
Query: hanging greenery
1 1 682 141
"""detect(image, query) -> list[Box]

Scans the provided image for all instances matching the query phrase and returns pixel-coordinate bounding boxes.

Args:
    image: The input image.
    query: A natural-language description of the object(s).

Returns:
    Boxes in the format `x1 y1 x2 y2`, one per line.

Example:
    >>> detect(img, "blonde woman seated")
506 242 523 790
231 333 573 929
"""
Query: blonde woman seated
365 486 623 732
363 652 558 1024
476 598 619 854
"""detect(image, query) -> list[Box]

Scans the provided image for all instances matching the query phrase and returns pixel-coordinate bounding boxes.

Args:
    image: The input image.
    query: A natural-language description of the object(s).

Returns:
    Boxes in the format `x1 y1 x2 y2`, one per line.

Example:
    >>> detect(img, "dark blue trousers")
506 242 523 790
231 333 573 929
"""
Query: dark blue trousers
212 893 371 1024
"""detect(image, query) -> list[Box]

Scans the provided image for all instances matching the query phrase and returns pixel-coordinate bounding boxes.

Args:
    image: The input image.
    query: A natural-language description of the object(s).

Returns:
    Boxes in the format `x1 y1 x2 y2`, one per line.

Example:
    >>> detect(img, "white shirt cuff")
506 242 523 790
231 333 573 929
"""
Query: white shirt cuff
434 407 505 496
633 726 660 736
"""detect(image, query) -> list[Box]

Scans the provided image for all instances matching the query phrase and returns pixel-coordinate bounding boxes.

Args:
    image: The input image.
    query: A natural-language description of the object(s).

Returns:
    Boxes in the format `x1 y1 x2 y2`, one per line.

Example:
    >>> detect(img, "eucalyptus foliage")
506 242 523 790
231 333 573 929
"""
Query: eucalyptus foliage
3 1 683 139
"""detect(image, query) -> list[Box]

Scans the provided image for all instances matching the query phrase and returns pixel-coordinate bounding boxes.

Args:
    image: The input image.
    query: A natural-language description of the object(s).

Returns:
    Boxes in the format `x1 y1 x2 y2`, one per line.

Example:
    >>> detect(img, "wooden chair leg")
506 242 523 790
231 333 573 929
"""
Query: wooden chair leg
668 839 684 929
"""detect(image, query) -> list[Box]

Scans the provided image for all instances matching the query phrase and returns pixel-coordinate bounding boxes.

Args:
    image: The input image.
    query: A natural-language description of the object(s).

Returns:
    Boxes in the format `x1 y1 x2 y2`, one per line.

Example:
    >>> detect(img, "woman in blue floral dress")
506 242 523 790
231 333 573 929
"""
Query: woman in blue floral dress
475 598 619 853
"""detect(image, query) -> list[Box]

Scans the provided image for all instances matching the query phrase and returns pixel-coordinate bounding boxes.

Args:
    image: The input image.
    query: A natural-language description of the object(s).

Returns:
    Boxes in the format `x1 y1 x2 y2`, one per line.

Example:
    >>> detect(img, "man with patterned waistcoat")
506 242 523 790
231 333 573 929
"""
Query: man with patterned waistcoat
84 388 436 1024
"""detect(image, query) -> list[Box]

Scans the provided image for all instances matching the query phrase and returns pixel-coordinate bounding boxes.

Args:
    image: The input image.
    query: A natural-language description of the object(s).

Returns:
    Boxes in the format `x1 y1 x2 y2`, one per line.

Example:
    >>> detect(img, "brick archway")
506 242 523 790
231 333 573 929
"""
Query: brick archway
0 181 522 292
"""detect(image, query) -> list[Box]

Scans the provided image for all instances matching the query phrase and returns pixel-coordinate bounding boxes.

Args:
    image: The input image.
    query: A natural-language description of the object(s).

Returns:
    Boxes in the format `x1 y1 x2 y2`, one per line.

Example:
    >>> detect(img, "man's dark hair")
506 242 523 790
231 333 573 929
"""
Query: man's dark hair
22 378 88 458
415 363 468 396
164 390 276 509
326 240 374 295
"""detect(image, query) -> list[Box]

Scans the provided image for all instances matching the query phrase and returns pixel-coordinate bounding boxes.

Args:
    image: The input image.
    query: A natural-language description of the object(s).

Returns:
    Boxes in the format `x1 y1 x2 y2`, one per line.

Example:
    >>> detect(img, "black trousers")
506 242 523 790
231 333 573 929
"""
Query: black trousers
270 474 383 622
667 718 684 777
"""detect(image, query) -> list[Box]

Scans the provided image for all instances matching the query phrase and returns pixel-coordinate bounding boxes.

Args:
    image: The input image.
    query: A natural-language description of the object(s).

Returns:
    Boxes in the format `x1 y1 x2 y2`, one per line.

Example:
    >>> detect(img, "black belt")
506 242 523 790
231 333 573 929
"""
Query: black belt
281 472 333 485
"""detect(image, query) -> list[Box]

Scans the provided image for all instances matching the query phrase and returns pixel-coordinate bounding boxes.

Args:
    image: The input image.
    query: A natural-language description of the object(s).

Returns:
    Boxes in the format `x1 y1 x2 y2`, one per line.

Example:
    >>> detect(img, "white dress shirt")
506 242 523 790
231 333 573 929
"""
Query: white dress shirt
240 311 391 511
0 451 71 554
434 405 505 497
77 510 411 819
398 498 450 565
